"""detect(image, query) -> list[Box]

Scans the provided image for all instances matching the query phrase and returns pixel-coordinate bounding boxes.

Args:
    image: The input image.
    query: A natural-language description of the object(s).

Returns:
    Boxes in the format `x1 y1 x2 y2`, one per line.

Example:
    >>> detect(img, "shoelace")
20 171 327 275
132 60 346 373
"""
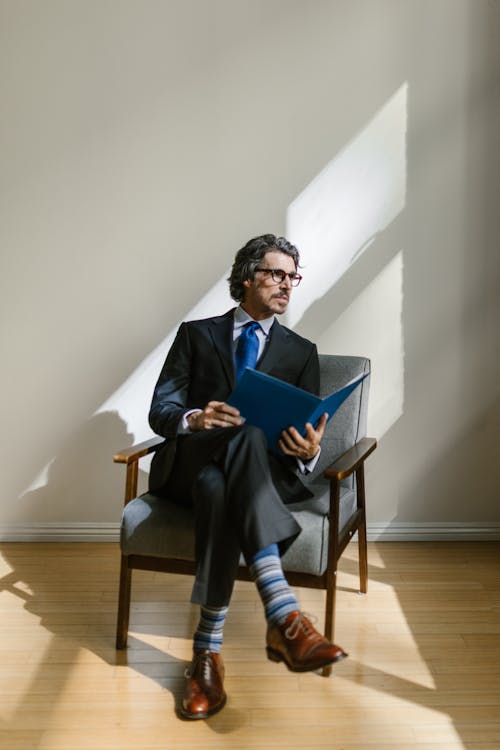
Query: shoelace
184 651 216 679
284 611 319 640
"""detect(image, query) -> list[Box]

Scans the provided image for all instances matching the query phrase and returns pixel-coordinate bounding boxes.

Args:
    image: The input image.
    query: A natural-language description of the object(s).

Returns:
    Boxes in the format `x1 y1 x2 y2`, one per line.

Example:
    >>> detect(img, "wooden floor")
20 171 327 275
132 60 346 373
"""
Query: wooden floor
0 542 499 749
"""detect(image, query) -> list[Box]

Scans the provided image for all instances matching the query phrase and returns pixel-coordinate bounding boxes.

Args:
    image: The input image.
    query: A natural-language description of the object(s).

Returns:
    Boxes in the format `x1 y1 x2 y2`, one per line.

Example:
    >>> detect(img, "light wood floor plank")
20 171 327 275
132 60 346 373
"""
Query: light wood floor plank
1 541 499 749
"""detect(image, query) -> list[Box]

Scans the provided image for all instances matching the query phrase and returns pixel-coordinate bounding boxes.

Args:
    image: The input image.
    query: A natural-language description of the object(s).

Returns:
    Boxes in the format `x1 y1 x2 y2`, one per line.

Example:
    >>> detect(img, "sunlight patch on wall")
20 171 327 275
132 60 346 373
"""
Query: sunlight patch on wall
20 275 234 495
94 273 233 443
286 84 407 330
21 458 56 495
315 251 404 439
21 85 409 496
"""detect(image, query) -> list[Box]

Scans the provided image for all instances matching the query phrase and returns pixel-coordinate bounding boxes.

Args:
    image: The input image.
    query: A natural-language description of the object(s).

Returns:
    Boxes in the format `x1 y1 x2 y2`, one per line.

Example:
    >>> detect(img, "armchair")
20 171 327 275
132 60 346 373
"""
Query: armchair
114 354 376 676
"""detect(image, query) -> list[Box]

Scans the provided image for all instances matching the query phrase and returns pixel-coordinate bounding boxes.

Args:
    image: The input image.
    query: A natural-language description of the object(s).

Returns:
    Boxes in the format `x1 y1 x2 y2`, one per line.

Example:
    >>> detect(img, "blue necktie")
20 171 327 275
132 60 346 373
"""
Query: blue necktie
235 321 261 381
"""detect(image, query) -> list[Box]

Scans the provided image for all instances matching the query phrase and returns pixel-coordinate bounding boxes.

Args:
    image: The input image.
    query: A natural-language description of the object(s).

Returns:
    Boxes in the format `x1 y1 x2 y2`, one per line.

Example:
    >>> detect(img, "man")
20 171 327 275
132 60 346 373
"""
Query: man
149 234 347 720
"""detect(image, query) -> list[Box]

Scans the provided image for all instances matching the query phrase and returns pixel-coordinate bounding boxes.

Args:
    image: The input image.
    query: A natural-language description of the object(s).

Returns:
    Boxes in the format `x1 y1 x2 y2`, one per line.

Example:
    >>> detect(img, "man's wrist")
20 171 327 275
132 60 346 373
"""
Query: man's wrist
179 409 202 433
297 446 321 474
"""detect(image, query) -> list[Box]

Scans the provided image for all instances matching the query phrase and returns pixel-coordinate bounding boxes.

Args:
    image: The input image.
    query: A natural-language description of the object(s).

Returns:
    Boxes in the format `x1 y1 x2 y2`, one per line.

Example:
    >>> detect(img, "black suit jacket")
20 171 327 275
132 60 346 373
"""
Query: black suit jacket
148 308 320 494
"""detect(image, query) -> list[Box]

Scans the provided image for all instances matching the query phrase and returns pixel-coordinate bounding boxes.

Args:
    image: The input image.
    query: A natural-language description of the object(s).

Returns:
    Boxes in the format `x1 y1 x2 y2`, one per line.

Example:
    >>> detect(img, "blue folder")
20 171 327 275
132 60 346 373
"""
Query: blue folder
227 368 369 453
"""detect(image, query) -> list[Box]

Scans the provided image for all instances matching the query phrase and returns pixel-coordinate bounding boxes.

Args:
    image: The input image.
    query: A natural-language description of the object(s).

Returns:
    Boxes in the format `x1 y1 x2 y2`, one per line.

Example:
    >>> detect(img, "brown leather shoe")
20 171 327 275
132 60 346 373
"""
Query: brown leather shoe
179 650 226 720
266 610 348 672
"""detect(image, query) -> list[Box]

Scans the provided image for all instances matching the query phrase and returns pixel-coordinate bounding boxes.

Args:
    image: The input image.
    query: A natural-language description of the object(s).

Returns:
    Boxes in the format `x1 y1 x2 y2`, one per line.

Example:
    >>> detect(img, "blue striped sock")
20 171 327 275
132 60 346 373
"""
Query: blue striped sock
193 605 228 654
249 543 299 625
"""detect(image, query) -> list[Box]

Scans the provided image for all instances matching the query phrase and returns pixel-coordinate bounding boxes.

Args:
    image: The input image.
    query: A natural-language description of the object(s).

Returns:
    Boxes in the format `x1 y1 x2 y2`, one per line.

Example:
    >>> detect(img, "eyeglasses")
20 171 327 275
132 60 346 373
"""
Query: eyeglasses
255 268 303 286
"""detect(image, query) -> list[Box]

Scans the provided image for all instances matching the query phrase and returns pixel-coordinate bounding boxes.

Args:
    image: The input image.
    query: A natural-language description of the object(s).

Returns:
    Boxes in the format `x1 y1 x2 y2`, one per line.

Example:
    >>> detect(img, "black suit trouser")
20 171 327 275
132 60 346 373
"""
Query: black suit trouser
161 424 303 607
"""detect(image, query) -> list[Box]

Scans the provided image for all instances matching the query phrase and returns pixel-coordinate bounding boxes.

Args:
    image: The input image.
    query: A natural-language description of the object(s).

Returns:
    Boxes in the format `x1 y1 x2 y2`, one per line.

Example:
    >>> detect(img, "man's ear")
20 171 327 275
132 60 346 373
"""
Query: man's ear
242 278 251 289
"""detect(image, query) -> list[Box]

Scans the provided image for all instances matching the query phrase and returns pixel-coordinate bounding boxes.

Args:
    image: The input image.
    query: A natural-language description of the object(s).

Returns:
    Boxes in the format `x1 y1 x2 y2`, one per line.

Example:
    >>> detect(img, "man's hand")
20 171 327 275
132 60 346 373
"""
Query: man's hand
278 412 328 461
187 401 243 431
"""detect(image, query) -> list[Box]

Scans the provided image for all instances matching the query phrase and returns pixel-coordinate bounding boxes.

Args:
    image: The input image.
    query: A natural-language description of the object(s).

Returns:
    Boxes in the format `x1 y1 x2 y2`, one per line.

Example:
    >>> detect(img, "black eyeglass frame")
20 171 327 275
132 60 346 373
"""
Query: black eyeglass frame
254 267 303 286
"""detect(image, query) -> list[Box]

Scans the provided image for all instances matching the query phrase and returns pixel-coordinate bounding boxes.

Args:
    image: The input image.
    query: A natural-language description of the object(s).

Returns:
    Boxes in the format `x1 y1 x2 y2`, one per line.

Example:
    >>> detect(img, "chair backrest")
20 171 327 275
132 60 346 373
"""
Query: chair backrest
303 354 370 482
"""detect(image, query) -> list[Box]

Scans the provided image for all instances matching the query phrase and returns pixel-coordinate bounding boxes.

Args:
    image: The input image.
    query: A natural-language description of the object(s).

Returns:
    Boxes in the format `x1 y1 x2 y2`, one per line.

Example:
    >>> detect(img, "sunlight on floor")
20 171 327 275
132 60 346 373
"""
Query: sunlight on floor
2 544 499 748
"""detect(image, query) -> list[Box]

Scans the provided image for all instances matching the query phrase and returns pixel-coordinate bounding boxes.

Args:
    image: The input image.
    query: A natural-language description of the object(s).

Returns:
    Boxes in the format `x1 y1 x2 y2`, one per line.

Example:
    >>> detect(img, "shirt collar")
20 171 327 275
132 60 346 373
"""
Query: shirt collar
234 306 275 336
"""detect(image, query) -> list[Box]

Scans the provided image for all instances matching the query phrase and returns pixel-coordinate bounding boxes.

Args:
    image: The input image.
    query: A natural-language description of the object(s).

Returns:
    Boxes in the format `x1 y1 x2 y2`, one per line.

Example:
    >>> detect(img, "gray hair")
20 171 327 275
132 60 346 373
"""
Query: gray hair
228 234 300 302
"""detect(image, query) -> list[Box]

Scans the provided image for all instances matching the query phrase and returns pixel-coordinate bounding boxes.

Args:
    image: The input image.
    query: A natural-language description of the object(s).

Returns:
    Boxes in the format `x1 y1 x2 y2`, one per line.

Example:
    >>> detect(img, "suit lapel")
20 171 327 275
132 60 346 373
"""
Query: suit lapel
208 309 236 389
257 319 290 374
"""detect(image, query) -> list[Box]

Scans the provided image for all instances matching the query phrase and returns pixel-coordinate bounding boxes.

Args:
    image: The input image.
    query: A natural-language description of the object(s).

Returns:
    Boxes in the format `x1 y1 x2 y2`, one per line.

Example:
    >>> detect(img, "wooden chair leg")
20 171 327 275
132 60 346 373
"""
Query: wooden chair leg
116 556 132 649
356 465 368 594
322 473 341 677
324 566 337 643
322 565 338 677
358 519 368 594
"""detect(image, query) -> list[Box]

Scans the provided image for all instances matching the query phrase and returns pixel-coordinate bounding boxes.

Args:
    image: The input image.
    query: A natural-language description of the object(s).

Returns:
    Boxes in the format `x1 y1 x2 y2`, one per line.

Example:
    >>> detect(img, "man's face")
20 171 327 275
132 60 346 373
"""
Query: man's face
241 250 297 319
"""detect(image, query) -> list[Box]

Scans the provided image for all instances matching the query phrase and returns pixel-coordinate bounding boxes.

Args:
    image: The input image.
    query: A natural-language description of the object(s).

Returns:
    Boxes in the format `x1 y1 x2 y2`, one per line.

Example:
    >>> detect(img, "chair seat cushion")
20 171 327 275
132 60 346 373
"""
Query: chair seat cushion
120 481 356 577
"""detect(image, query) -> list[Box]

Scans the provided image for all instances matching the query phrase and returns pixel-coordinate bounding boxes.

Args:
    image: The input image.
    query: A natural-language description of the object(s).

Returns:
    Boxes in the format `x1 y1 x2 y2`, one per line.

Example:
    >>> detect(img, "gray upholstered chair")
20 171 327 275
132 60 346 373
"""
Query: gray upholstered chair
114 354 376 675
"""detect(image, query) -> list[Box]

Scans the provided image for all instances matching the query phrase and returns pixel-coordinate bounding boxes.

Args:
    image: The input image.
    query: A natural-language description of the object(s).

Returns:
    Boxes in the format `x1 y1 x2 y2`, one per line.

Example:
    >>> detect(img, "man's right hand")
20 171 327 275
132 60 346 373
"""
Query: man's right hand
186 401 243 431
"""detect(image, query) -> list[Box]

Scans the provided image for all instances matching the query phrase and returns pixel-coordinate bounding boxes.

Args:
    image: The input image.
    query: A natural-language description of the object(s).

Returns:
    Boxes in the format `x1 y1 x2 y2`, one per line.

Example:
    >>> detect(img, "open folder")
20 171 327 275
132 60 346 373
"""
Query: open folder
227 368 369 453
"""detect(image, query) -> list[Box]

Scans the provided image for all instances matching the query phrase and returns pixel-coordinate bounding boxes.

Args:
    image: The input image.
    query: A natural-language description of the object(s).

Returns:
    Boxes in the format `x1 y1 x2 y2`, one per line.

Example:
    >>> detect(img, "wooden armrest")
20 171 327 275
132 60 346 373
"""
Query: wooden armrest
113 436 164 465
323 437 377 481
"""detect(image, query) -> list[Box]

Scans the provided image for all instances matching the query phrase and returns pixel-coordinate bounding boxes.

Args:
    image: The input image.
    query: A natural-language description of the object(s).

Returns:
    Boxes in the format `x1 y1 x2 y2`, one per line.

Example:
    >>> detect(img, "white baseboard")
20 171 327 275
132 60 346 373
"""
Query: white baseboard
0 522 121 542
366 521 500 541
0 521 499 543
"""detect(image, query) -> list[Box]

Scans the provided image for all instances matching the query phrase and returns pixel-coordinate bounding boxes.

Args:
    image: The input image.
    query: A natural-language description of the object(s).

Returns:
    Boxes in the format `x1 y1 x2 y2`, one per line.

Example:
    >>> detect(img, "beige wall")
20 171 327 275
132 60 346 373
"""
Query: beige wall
1 0 499 538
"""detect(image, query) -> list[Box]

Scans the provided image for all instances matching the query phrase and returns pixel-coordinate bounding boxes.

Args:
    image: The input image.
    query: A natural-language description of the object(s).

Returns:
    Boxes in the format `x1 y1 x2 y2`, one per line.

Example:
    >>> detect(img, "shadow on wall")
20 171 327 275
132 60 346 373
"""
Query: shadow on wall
389 393 500 527
97 81 408 447
16 412 144 529
14 83 408 529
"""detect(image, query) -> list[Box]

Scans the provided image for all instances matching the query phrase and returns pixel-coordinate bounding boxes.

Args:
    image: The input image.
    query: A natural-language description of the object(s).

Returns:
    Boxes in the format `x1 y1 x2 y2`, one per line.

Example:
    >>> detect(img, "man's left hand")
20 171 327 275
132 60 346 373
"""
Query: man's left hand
278 412 328 461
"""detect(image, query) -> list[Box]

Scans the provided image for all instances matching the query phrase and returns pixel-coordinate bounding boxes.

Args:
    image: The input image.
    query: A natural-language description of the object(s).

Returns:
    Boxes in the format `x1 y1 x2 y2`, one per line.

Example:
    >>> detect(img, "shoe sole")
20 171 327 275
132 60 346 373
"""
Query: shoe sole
266 647 348 673
178 692 227 720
